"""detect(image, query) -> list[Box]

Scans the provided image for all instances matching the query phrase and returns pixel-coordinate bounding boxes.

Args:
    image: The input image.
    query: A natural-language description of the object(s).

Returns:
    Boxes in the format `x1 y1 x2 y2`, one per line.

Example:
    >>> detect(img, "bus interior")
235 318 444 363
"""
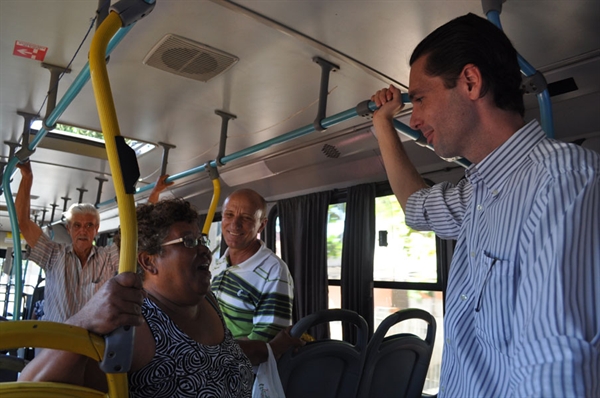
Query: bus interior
1 0 599 396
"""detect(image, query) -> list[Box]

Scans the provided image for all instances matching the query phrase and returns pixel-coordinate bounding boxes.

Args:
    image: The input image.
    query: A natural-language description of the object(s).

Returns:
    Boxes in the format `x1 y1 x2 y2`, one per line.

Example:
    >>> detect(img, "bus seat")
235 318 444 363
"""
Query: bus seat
357 308 436 398
0 352 27 382
277 309 368 398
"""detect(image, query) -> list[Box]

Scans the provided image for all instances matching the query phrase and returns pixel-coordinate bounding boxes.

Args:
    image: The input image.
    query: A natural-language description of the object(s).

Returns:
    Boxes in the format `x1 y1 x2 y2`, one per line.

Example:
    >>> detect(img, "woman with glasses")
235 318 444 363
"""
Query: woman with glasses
20 198 301 397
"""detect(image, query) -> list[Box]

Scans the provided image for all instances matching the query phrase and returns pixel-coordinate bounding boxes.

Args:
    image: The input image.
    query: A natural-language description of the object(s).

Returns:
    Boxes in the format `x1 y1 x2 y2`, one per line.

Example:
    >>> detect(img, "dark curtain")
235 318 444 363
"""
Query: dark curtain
278 191 331 339
341 183 375 342
264 206 277 252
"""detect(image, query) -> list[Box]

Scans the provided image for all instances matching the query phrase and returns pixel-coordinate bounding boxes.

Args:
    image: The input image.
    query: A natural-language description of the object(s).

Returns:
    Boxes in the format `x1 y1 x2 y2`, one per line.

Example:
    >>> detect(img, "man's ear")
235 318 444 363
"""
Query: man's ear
257 218 268 234
138 251 158 275
461 63 483 99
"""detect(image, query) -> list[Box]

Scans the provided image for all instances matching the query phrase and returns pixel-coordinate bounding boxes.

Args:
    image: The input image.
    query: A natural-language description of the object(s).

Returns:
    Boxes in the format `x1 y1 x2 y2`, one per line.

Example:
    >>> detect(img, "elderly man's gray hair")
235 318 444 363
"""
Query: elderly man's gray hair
63 203 100 224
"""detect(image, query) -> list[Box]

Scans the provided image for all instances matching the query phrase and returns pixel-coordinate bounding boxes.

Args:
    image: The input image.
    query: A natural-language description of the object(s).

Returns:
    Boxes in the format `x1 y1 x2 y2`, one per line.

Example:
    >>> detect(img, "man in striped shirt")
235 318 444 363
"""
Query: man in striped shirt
371 13 599 398
15 161 170 323
211 189 294 342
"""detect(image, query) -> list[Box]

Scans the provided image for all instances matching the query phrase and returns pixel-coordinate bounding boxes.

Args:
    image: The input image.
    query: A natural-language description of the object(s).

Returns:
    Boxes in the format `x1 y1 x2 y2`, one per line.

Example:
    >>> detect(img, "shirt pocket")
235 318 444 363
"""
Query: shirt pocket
474 252 516 355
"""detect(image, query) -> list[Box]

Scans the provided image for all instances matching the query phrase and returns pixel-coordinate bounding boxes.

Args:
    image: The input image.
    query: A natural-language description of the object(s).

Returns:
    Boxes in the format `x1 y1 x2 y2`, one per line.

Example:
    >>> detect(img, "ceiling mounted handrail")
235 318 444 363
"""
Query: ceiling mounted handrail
98 93 469 208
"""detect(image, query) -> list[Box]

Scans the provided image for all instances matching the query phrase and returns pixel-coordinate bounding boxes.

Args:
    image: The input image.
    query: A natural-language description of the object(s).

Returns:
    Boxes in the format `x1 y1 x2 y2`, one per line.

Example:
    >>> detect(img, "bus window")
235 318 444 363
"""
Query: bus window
374 194 443 394
1 255 43 320
326 204 345 336
206 220 223 270
374 195 437 283
326 203 345 280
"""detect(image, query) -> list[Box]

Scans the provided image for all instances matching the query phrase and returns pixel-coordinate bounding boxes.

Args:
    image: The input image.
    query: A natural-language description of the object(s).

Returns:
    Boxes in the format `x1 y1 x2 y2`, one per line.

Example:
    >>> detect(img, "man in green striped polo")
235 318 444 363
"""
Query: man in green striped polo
211 189 294 342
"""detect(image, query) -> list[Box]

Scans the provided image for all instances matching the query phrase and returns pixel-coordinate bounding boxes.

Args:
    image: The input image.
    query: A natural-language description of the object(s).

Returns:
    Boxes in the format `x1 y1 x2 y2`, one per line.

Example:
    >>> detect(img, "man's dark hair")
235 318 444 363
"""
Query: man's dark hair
410 13 524 116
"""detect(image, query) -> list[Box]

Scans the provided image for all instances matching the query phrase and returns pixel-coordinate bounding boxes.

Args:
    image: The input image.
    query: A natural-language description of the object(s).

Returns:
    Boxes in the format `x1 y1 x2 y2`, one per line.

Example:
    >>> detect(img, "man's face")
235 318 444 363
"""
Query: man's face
408 55 477 159
221 193 266 251
67 213 99 254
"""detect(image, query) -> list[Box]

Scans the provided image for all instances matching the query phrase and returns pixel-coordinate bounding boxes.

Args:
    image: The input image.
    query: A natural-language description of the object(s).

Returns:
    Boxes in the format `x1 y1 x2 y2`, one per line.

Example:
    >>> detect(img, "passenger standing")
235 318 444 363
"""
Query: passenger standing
14 161 171 323
211 189 294 342
370 13 599 397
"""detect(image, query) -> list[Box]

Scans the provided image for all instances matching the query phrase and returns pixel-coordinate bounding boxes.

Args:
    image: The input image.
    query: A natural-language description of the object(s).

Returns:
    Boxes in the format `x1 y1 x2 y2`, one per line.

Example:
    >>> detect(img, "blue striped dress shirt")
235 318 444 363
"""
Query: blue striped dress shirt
406 120 600 397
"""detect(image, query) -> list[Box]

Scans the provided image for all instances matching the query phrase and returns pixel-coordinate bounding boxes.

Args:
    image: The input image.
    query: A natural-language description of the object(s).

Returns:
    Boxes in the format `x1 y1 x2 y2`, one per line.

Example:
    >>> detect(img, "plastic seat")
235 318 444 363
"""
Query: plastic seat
0 353 26 382
357 308 436 398
277 309 369 398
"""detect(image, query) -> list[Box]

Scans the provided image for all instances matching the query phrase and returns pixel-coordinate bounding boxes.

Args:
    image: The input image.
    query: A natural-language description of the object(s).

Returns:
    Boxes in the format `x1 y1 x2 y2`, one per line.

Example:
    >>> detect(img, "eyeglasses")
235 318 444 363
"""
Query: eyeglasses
161 234 210 249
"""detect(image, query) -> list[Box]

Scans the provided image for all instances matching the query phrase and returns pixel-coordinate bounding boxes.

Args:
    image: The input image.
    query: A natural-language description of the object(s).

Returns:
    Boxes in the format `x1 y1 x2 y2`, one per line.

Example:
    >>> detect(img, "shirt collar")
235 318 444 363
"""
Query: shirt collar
66 243 98 259
465 119 546 191
223 240 265 267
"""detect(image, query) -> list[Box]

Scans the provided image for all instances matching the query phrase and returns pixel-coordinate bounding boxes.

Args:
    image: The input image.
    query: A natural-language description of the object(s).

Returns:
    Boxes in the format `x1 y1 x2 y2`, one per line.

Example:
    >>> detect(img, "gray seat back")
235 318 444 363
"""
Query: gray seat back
277 309 368 398
357 308 436 398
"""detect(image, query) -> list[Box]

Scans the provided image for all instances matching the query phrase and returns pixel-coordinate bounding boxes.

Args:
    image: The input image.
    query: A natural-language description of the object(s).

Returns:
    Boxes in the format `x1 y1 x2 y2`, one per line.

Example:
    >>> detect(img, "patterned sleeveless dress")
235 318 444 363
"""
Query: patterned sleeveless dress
128 295 253 397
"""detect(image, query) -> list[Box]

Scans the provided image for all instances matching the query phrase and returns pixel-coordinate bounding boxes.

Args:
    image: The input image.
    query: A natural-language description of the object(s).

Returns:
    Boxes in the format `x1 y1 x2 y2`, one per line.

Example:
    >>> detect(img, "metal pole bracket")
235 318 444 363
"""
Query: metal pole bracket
313 57 339 132
204 162 220 180
215 110 236 166
521 71 548 95
157 142 176 176
482 0 506 14
110 0 156 27
356 100 374 120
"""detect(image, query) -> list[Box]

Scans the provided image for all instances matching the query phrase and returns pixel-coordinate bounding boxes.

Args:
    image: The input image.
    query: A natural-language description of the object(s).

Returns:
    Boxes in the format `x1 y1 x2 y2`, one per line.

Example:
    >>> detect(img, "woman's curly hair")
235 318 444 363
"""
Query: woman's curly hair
136 198 200 255
113 199 200 278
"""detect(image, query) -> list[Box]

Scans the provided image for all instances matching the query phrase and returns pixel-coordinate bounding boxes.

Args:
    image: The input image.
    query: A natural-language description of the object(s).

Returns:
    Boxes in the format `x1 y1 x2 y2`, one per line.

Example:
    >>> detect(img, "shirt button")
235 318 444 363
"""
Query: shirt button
446 338 451 344
460 294 468 301
477 204 483 211
492 189 499 196
470 251 476 258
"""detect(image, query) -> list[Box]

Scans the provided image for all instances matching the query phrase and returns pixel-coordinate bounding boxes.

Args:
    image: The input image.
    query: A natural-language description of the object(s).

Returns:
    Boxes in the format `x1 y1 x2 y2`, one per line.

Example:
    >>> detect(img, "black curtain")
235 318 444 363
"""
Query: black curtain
278 191 331 339
341 183 375 342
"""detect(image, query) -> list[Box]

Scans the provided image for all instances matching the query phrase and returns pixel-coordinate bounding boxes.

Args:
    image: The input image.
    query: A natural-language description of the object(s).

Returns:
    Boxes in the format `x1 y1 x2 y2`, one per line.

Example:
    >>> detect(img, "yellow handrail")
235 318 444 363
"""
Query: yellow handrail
0 321 108 398
88 10 137 397
203 176 221 236
90 11 137 276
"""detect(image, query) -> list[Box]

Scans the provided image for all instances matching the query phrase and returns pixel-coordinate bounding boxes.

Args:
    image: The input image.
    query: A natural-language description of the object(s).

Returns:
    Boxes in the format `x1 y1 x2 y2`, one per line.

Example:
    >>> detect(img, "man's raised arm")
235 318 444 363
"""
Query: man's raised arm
15 161 43 247
371 85 428 211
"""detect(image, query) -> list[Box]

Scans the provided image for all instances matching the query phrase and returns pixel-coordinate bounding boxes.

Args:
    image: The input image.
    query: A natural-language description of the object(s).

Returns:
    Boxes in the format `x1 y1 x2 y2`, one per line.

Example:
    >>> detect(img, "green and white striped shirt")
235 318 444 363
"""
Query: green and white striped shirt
210 241 294 341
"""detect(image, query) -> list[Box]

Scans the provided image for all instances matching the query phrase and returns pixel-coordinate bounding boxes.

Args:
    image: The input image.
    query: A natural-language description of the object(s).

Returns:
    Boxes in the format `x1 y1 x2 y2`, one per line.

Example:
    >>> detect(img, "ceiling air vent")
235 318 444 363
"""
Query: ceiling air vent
143 34 239 82
322 143 341 159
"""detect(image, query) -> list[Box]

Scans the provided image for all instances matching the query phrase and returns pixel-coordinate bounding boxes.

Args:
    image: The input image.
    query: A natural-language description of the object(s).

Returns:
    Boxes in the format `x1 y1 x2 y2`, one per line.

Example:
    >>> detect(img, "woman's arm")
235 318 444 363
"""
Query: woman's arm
18 273 146 389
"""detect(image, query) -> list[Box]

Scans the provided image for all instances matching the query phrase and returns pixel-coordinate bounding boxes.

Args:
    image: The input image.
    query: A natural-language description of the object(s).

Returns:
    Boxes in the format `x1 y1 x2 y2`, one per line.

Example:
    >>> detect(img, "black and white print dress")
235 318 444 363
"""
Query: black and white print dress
128 296 253 397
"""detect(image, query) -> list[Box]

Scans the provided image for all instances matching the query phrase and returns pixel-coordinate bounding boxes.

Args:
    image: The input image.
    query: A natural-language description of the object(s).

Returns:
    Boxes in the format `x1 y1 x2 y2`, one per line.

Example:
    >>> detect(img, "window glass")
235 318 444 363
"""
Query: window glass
2 256 43 320
327 285 342 340
327 203 346 280
374 288 443 395
207 221 222 270
275 217 282 258
374 195 437 283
